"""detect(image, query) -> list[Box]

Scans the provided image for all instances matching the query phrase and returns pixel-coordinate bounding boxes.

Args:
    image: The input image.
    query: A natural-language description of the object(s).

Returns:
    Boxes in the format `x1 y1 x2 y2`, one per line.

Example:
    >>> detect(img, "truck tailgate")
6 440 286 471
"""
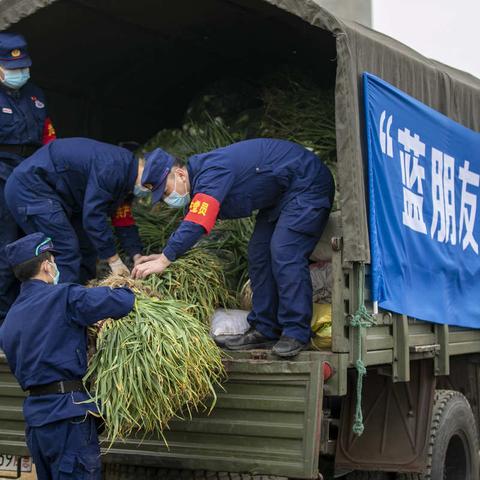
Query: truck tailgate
104 351 327 478
1 351 328 478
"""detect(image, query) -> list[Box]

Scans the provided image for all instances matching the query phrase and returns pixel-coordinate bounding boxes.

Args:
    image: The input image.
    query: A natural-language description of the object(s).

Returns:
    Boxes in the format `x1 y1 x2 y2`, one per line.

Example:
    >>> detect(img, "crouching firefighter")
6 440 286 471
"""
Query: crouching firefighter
0 33 56 323
5 137 147 284
0 232 135 479
132 138 335 357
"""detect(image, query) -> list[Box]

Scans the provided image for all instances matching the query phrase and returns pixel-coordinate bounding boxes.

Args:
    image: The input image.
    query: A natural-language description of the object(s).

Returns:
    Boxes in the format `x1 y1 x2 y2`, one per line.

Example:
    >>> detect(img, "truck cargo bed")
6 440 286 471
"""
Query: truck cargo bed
0 351 334 479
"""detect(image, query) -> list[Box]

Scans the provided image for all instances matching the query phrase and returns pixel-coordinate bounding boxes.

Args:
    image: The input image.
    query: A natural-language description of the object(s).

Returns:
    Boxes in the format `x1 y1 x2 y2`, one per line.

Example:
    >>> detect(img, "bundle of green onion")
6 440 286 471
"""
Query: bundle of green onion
133 201 253 296
140 114 237 159
260 77 337 167
92 248 233 323
144 248 234 322
198 217 254 292
85 291 225 445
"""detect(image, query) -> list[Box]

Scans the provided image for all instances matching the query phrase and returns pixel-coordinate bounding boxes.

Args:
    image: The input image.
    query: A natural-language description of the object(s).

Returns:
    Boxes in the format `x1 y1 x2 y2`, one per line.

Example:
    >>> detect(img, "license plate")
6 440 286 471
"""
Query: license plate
0 454 32 472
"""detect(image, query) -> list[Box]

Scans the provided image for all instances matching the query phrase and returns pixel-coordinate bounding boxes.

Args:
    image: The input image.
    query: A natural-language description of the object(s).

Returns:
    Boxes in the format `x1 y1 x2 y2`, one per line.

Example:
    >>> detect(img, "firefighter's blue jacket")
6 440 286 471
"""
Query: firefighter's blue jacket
164 139 335 343
0 82 55 321
164 139 333 260
4 138 143 282
0 279 134 426
0 82 51 150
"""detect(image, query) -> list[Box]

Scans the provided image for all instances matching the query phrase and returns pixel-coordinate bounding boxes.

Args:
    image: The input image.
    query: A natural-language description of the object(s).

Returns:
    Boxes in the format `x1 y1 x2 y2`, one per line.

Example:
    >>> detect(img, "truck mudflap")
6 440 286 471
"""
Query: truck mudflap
0 351 331 479
335 360 435 473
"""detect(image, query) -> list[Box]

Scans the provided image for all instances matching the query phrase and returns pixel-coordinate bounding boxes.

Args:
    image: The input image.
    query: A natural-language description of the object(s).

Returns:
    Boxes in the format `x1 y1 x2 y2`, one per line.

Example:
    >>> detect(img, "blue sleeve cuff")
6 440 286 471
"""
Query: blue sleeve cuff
113 288 136 319
96 243 117 260
162 245 177 262
162 221 205 262
114 225 144 257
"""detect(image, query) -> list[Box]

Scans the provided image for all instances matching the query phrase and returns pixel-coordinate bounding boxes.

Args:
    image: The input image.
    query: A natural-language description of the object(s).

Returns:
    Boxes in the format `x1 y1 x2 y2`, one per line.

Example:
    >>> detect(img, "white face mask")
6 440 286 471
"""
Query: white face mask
47 261 60 285
163 174 190 208
1 67 30 89
133 184 151 198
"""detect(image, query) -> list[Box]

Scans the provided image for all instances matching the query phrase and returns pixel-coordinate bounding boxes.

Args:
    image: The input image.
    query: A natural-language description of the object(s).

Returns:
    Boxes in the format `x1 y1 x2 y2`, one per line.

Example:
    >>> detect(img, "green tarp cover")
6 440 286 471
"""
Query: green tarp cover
1 0 479 262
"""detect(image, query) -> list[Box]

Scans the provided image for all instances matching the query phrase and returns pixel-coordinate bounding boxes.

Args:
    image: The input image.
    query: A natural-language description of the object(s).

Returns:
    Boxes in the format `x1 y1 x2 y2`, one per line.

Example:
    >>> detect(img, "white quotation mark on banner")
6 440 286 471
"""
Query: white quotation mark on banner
379 110 393 158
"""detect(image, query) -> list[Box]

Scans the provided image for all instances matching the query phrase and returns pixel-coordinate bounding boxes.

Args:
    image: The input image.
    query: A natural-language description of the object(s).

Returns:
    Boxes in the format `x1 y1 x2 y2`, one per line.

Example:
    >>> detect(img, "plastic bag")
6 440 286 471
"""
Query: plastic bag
210 308 250 337
310 303 332 349
310 261 333 303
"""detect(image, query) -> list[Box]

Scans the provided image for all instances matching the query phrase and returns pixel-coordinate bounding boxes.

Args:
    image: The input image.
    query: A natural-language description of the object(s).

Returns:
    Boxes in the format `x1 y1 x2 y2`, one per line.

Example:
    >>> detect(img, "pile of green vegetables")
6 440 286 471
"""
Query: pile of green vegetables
87 250 230 444
85 290 225 445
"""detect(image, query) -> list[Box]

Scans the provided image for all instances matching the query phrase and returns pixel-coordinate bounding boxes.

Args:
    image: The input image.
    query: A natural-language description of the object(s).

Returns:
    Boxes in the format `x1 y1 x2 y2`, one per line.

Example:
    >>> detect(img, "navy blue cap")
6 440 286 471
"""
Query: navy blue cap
0 33 31 69
5 233 59 268
142 148 175 204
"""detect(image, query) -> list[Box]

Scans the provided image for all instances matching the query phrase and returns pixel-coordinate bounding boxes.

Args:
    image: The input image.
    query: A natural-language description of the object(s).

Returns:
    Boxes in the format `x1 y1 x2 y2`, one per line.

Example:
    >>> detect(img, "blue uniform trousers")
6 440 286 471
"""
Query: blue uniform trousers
0 158 22 322
5 177 97 284
26 415 101 480
247 202 330 344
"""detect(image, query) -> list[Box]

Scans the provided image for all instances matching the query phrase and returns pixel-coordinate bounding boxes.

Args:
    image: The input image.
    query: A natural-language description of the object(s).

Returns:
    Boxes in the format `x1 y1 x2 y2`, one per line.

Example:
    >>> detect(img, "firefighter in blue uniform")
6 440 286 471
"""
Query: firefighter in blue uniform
5 137 147 284
133 139 335 357
0 33 56 323
0 232 135 479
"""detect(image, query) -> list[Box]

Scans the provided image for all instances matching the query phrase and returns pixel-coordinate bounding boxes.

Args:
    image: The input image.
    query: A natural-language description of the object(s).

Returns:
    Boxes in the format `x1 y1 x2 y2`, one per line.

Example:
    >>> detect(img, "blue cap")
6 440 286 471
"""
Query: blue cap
141 148 175 204
5 233 59 268
0 33 32 69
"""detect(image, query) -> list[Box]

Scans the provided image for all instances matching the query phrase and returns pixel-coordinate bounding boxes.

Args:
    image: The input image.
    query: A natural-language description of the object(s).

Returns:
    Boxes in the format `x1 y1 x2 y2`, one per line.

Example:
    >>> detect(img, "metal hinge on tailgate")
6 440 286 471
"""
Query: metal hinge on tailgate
409 344 440 353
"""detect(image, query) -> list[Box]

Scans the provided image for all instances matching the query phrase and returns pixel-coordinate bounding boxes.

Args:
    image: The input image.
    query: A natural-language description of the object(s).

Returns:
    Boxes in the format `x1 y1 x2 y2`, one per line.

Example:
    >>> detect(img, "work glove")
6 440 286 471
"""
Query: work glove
109 257 130 276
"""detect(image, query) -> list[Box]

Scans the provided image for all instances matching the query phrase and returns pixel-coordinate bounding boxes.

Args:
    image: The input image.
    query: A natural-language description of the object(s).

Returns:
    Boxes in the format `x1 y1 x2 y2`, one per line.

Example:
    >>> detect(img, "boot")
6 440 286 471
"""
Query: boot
224 328 276 350
272 335 308 358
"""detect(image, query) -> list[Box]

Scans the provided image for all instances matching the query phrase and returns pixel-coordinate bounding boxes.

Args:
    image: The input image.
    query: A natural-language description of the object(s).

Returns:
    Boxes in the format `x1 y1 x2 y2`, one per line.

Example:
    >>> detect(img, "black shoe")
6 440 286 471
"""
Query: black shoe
272 336 308 358
213 334 243 348
224 328 276 350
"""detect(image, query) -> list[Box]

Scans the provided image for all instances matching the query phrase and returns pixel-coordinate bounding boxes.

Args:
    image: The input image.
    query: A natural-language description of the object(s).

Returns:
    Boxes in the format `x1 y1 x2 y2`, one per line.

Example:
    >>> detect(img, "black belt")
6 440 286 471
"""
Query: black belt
0 144 39 158
28 380 86 396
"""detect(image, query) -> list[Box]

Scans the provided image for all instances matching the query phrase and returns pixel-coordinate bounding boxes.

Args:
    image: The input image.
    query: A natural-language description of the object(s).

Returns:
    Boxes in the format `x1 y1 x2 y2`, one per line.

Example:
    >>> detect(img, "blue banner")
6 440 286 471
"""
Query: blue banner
364 73 480 328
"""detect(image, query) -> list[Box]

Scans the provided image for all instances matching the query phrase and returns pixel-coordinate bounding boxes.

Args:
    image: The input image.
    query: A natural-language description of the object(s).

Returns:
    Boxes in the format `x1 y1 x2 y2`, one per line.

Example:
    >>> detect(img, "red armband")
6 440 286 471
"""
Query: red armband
111 203 135 227
184 193 220 234
42 117 56 144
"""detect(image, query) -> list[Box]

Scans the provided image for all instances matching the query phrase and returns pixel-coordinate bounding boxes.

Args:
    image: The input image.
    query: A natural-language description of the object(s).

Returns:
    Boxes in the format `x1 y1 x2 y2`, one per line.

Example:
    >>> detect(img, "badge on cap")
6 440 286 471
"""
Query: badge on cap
35 237 54 256
35 100 45 109
2 107 12 114
11 49 21 58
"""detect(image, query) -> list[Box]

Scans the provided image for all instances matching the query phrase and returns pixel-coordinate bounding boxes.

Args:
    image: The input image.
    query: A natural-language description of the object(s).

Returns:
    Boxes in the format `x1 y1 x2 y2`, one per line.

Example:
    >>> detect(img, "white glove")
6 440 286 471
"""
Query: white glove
109 257 130 276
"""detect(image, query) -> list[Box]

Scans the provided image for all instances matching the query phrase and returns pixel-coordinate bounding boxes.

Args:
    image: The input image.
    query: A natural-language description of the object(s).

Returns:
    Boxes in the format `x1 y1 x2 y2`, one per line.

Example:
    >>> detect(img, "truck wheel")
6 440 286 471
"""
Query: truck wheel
103 464 287 480
344 472 391 479
397 390 479 480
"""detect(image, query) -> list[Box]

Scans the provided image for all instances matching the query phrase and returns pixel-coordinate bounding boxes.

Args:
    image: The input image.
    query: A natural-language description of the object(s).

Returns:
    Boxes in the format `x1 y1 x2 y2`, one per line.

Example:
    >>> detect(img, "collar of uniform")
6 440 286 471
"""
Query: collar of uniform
186 156 199 194
2 86 21 98
20 278 50 292
128 153 139 192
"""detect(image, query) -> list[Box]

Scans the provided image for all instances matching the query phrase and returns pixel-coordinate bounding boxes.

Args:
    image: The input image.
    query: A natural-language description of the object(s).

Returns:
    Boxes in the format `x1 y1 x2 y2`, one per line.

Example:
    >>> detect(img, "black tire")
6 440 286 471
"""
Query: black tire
397 390 479 480
102 464 287 480
344 471 392 479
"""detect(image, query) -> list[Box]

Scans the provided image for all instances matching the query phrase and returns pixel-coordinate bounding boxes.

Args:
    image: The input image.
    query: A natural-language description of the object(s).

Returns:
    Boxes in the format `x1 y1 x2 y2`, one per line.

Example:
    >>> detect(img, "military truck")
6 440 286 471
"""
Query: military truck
0 1 479 479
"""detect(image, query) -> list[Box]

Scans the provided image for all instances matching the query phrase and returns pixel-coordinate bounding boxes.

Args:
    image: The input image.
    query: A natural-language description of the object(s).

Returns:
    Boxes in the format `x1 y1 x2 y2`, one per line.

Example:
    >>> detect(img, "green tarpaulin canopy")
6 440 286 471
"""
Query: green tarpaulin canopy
1 0 479 262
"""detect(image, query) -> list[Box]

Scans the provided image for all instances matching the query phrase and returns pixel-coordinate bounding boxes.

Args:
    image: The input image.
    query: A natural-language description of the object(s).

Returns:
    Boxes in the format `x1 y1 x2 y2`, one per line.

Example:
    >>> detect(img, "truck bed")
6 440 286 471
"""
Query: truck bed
0 350 333 479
